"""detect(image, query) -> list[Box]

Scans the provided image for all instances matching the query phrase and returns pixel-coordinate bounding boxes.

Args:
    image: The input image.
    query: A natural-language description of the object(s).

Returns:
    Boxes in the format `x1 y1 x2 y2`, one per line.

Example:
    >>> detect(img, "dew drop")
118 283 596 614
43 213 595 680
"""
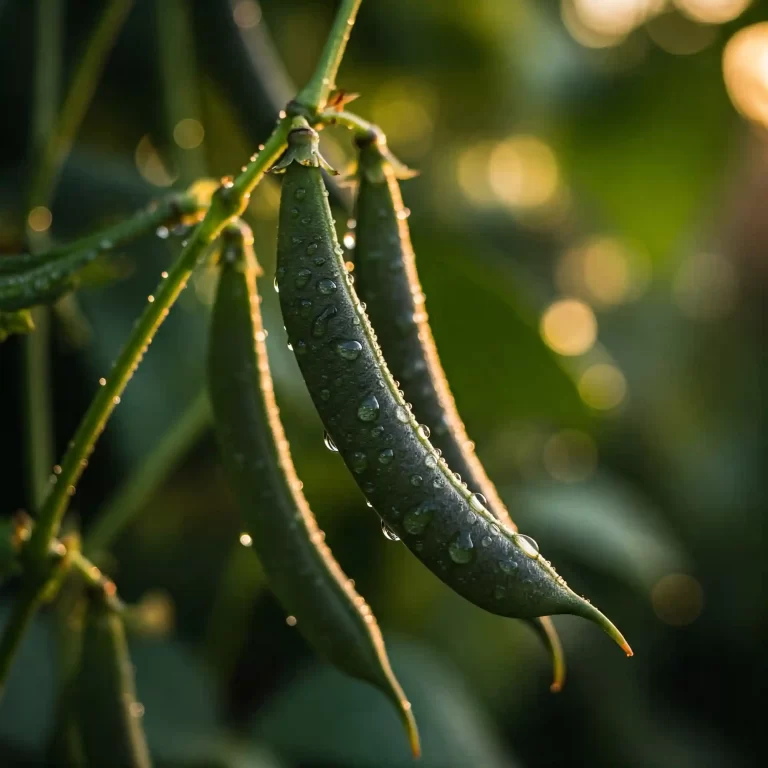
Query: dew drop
311 305 337 337
294 269 312 289
395 406 409 423
425 455 437 469
317 278 337 295
351 451 368 473
287 342 293 351
403 503 435 535
514 534 540 559
156 226 169 239
323 431 338 452
410 474 423 487
336 339 362 360
356 395 380 422
286 615 297 626
378 448 394 465
306 243 318 255
273 276 280 293
499 559 518 574
381 521 400 541
295 187 306 200
320 388 331 401
397 207 411 220
448 531 475 564
417 424 431 439
469 493 488 512
343 232 356 249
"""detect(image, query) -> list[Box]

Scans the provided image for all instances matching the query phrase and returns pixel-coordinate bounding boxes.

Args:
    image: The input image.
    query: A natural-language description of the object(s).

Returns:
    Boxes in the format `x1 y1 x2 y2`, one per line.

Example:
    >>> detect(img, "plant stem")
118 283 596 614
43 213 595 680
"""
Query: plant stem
27 0 135 209
83 391 210 556
319 108 375 137
1 191 210 274
294 0 363 114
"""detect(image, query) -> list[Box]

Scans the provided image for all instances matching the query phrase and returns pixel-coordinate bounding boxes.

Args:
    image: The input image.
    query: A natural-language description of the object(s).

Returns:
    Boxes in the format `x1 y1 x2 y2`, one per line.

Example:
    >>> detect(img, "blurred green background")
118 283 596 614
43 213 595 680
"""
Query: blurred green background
1 0 767 766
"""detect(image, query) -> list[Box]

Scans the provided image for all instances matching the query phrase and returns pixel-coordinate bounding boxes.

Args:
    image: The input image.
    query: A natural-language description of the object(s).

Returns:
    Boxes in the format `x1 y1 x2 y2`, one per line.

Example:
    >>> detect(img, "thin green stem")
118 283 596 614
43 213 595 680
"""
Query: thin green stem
84 391 210 556
294 0 362 114
1 190 209 274
22 0 63 516
319 108 376 137
27 0 135 209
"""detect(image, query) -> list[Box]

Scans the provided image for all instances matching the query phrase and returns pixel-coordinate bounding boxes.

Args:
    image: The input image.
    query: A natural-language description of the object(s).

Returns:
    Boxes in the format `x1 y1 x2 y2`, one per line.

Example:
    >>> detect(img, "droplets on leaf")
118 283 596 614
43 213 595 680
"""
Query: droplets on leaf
336 339 363 360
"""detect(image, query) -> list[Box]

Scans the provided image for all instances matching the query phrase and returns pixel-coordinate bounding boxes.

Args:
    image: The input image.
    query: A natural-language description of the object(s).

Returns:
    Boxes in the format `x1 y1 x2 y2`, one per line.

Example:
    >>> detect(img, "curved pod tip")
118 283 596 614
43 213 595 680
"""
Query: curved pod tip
536 616 566 693
403 701 421 759
575 599 633 657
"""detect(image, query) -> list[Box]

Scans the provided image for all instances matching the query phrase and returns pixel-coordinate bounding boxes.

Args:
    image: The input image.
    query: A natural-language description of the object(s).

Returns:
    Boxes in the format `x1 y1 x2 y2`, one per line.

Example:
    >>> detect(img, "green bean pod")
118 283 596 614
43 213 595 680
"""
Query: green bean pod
207 221 420 757
77 594 152 768
353 133 566 690
274 124 632 656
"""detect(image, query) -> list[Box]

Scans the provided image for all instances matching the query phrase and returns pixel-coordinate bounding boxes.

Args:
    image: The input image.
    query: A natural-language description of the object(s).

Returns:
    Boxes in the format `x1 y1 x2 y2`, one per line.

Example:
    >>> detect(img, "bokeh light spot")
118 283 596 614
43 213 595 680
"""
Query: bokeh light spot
233 0 262 29
488 136 559 210
542 429 598 482
540 299 598 356
723 22 768 130
173 118 205 150
651 573 704 626
135 134 176 187
579 364 628 410
27 206 52 233
675 0 751 24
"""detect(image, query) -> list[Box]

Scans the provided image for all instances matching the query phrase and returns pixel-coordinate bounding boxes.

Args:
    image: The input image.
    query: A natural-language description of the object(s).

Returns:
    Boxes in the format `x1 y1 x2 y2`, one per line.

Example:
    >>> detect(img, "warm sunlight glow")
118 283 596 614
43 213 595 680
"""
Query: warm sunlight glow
540 299 598 356
675 0 751 24
651 573 704 626
27 206 52 233
723 23 768 130
564 0 662 47
578 364 628 410
543 429 598 482
488 136 560 210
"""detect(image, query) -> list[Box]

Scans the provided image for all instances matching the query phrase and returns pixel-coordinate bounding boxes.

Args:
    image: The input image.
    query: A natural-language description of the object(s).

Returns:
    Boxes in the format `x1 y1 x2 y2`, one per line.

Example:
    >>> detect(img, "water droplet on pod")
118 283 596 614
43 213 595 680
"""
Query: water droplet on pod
514 534 540 559
381 521 400 541
356 395 380 422
323 431 338 452
448 531 475 564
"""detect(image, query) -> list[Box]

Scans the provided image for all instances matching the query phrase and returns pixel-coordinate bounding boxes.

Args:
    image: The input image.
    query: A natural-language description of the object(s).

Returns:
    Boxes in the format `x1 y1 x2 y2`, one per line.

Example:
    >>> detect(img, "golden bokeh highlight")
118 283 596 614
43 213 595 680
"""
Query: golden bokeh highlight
579 363 628 410
233 0 262 29
456 141 498 206
723 22 768 130
488 136 560 210
542 429 598 483
135 134 176 187
540 299 598 356
562 0 664 48
651 573 704 626
173 118 205 150
27 206 52 233
675 0 751 24
556 236 651 307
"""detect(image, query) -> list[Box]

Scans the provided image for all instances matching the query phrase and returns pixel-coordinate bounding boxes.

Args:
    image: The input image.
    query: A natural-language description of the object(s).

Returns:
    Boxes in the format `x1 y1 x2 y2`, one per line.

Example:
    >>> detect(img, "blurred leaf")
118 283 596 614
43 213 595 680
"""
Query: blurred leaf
508 471 690 593
252 637 520 768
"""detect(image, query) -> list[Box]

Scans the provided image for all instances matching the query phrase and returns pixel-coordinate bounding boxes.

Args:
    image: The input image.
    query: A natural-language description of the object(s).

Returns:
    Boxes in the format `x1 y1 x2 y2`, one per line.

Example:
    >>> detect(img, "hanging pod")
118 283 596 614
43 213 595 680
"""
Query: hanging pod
77 592 152 768
274 122 632 656
352 132 566 691
207 221 420 757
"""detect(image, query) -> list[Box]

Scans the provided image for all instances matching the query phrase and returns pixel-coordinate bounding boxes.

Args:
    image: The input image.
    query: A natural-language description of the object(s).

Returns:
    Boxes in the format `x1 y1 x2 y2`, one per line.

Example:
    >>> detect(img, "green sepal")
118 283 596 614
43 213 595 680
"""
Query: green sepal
356 134 419 184
270 123 339 176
